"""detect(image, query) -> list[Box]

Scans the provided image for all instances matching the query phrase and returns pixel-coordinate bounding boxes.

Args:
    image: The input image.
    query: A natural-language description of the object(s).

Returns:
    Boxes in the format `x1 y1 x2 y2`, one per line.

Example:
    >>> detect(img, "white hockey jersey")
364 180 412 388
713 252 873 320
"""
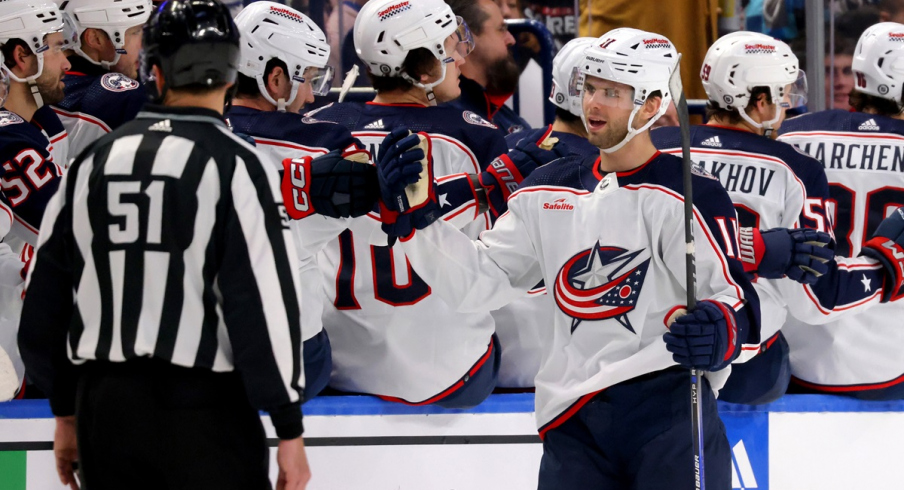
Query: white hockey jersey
309 101 509 403
653 124 885 361
399 152 760 432
777 110 904 393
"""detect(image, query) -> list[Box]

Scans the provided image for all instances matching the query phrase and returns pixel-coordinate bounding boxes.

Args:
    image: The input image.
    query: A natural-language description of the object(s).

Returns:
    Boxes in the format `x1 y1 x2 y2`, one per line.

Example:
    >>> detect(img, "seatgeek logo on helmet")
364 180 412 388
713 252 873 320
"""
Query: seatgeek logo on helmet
745 43 777 54
889 32 904 42
643 38 671 49
269 6 307 24
378 1 410 22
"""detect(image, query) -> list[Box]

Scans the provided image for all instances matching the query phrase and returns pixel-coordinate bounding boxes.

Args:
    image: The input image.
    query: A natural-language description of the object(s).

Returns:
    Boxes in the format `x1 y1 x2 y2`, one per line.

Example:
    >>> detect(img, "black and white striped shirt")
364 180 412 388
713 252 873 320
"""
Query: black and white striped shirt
18 105 306 438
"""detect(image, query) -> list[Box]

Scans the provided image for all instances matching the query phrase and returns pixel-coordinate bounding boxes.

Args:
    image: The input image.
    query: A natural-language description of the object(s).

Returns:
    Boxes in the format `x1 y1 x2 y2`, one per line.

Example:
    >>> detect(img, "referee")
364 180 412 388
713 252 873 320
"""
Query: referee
17 1 311 489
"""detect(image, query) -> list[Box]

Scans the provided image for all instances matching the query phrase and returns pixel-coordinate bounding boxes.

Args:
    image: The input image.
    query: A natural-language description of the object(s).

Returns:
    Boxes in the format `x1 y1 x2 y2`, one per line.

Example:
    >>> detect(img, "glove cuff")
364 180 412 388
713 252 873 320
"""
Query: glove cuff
700 299 739 366
862 236 904 302
281 157 315 220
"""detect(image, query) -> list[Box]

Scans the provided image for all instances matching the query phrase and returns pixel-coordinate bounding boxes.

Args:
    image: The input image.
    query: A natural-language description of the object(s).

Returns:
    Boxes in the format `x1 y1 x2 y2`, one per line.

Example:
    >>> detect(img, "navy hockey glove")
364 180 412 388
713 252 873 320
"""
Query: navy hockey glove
479 135 570 217
281 147 378 220
861 207 904 302
738 227 833 284
376 129 426 214
664 300 740 371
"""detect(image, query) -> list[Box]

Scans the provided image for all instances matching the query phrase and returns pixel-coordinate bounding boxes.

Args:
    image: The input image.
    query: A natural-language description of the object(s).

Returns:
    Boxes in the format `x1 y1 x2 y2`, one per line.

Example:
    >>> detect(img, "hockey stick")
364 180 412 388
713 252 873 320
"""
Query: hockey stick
668 54 705 490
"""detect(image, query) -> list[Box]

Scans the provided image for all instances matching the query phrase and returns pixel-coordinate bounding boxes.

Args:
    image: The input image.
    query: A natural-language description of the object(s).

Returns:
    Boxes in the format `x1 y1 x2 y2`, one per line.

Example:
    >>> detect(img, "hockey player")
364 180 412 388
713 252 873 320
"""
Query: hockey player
651 32 890 404
377 29 758 489
54 0 151 159
777 22 904 400
493 36 599 388
308 0 565 407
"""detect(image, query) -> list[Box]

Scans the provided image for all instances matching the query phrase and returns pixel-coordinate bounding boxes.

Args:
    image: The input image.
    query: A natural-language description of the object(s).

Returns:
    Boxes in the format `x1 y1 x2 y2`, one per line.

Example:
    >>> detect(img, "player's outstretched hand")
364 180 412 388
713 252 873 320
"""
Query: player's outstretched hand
54 416 79 490
861 207 904 302
664 300 739 371
276 436 311 490
281 148 379 219
742 227 833 284
376 129 425 213
479 134 570 216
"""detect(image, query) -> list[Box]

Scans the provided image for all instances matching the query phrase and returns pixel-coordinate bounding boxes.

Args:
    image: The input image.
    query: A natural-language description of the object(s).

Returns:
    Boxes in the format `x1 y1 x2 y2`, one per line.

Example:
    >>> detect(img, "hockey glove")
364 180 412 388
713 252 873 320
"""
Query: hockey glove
861 207 904 302
664 300 740 372
281 148 378 220
478 134 570 217
375 129 441 242
738 227 833 284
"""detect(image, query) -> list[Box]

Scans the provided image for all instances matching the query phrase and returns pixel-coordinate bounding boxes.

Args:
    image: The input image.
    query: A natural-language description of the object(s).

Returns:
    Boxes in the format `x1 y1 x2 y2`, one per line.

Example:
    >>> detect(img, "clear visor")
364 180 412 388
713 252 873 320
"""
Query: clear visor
453 16 475 58
299 65 334 96
782 69 808 109
583 81 636 110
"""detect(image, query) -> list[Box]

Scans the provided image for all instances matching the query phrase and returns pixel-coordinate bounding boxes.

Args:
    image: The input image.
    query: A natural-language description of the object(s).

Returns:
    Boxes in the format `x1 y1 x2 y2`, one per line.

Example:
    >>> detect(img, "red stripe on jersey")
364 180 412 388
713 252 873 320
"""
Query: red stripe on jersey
253 137 329 154
538 389 604 440
590 152 662 181
52 107 112 133
509 186 591 200
791 372 904 393
49 132 67 144
780 131 904 141
802 283 882 315
377 338 495 406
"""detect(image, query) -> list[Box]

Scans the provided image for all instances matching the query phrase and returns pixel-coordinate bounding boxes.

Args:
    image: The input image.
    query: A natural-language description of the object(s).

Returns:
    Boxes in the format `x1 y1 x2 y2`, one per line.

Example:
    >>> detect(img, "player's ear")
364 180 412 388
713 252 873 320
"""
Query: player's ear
641 93 662 121
10 43 36 79
266 65 286 97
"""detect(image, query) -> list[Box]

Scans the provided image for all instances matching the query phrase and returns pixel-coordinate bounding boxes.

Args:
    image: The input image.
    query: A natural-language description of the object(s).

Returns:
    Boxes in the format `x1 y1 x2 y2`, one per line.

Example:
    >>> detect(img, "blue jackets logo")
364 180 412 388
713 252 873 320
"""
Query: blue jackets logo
553 243 650 333
101 73 139 92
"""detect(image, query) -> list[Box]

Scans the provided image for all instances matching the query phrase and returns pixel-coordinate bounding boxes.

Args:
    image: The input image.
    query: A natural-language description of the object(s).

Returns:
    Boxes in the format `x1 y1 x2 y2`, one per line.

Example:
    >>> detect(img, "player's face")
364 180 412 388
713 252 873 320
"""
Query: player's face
582 76 636 149
34 32 70 106
112 25 143 80
288 67 317 113
825 54 853 110
430 34 467 102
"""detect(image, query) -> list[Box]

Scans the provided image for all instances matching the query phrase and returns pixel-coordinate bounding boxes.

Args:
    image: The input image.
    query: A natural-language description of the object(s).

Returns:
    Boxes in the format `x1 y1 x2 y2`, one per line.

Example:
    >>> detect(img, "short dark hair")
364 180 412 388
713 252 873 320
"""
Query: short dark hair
368 47 440 93
445 0 490 35
554 107 580 125
849 89 902 116
705 87 772 124
235 57 287 98
1 39 30 70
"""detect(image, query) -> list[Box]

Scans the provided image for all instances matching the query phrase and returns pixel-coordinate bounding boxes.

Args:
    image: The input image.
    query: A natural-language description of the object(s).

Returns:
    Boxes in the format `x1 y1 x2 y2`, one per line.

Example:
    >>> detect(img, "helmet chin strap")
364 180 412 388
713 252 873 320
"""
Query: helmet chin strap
737 101 782 138
75 46 123 70
257 76 299 113
8 53 46 109
402 60 448 107
592 100 669 154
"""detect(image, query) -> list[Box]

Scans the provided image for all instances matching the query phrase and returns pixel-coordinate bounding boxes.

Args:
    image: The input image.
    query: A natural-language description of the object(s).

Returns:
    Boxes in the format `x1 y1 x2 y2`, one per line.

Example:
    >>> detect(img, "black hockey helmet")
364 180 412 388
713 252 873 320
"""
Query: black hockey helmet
141 0 240 102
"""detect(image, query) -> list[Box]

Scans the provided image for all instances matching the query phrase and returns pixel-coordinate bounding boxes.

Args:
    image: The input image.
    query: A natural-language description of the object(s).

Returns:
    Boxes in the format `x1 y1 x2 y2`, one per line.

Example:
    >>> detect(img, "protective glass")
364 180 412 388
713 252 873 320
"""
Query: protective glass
783 69 808 109
583 82 636 110
300 65 334 96
453 16 474 58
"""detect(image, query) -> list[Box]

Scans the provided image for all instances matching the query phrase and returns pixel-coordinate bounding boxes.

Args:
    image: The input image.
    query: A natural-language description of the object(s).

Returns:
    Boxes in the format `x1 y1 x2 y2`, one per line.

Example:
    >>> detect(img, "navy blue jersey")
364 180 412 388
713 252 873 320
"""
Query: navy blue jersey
653 124 886 354
449 75 531 136
31 105 68 166
0 110 63 244
54 56 146 158
777 110 904 393
505 124 599 159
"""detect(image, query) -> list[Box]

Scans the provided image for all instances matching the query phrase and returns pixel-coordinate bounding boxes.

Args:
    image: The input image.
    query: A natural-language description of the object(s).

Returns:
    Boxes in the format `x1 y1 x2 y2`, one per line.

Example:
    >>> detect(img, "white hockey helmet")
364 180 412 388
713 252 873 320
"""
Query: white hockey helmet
577 28 677 153
549 37 595 118
0 0 64 107
58 0 151 70
235 1 332 111
702 31 806 133
354 0 473 102
852 22 904 110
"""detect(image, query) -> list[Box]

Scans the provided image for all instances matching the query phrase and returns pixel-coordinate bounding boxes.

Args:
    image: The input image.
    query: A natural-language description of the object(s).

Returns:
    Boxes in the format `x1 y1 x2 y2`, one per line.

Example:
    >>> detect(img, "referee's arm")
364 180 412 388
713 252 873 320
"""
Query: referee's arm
219 152 306 439
18 169 79 416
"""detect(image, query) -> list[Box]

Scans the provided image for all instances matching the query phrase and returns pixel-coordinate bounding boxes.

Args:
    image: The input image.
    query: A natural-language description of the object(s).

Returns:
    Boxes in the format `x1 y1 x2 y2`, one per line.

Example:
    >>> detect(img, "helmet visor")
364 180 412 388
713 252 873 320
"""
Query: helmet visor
582 79 636 110
453 16 475 58
783 69 808 109
301 65 334 96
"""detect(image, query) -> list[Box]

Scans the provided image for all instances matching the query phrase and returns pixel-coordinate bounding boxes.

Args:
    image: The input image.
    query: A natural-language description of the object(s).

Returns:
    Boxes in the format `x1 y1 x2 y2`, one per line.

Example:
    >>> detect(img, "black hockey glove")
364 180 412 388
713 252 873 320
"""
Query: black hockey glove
861 207 904 302
738 227 833 284
281 148 378 220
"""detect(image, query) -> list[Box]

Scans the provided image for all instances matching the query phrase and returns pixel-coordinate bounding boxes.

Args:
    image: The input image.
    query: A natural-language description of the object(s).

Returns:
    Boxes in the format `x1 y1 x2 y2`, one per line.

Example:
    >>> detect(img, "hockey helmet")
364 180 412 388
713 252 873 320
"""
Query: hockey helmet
354 0 473 102
577 28 678 153
0 0 65 107
141 0 240 102
702 31 805 134
852 22 904 110
58 0 152 70
549 37 596 118
235 2 332 111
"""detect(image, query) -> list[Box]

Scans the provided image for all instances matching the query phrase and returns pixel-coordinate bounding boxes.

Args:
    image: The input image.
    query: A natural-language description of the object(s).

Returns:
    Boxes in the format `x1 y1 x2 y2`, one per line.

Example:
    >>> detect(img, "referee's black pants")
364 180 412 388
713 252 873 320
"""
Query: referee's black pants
75 358 271 490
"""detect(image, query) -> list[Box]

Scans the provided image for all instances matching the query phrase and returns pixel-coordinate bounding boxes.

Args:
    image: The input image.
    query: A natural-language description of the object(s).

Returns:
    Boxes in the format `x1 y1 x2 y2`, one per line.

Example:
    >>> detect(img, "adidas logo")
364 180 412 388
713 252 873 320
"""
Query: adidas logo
859 118 880 131
149 119 172 132
701 136 722 147
364 119 385 130
730 440 759 489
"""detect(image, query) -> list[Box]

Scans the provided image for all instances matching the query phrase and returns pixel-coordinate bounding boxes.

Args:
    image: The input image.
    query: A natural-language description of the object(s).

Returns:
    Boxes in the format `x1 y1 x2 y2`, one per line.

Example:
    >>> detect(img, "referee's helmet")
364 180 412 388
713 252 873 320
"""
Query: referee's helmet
140 0 240 102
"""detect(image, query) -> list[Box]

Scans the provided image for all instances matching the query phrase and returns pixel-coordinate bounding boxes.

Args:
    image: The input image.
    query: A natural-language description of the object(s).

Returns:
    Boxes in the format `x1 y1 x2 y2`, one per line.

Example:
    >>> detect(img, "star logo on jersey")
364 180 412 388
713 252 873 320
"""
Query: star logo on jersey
553 242 651 334
100 72 140 92
862 274 872 292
